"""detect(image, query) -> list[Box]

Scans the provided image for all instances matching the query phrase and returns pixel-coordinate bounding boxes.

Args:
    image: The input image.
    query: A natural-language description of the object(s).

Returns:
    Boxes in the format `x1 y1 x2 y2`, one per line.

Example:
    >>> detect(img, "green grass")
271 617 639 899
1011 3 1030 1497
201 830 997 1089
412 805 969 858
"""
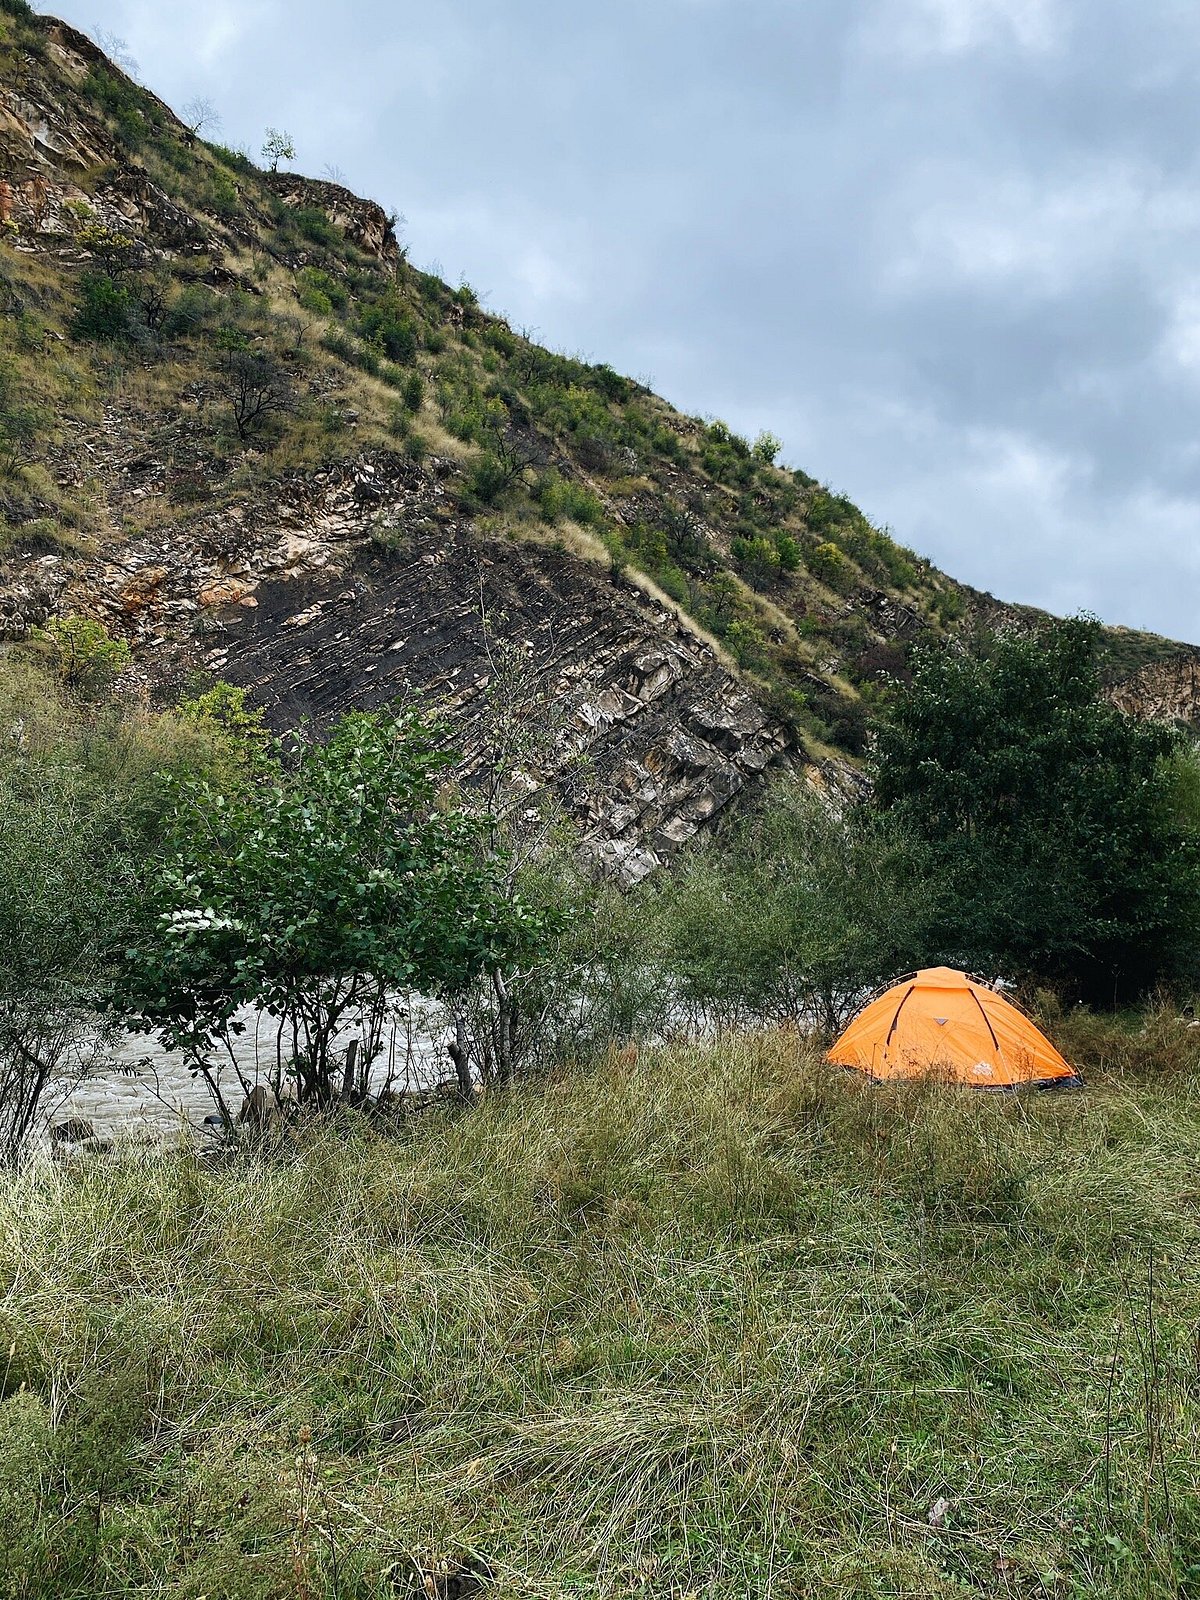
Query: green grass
2 1027 1200 1596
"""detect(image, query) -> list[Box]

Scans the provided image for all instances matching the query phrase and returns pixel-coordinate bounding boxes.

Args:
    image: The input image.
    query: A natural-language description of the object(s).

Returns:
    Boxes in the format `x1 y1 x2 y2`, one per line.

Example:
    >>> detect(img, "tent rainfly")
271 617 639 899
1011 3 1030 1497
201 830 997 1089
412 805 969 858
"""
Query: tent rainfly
826 966 1081 1089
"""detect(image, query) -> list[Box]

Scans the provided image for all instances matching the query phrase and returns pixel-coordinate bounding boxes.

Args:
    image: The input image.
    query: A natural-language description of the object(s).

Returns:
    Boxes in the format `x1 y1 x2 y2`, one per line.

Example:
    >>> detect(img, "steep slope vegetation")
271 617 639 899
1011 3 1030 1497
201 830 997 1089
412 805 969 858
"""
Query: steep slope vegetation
1 3 1193 870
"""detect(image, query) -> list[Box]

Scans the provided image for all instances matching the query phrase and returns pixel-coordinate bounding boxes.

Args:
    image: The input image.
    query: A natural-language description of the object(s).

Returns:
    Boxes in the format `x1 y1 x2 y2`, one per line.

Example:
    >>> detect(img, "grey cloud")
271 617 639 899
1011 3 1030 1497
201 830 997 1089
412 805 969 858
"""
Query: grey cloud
41 0 1200 640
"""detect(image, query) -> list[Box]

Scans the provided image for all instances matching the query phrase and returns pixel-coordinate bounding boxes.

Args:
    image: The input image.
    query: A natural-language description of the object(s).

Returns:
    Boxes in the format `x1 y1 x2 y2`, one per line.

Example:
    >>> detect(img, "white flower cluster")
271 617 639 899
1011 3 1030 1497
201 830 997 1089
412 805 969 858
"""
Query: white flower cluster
162 907 239 935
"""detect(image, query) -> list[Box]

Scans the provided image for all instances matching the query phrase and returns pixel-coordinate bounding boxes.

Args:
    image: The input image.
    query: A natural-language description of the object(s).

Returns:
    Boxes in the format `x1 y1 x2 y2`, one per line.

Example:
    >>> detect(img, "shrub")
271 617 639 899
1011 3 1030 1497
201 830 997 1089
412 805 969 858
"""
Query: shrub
0 359 38 478
752 429 782 464
203 169 239 220
35 616 131 696
119 710 557 1110
297 282 332 316
535 471 605 527
357 297 417 363
724 618 771 674
399 369 423 413
872 616 1200 998
71 273 134 342
298 266 347 313
160 283 219 339
775 533 801 572
808 540 855 590
464 452 510 506
292 206 336 246
731 534 781 587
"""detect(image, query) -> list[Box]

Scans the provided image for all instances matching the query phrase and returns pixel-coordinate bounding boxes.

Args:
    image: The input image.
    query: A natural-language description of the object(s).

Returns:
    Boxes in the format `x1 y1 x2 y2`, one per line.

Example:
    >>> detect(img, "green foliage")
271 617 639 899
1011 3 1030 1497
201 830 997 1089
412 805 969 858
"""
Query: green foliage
872 617 1200 997
700 420 756 485
399 368 424 413
464 451 511 506
808 539 855 590
775 532 801 572
34 616 131 697
356 290 417 362
534 470 606 527
292 206 337 246
160 282 220 340
176 681 271 782
731 534 780 586
83 66 151 146
261 126 295 170
0 653 223 1163
71 272 135 342
298 266 348 313
752 429 782 464
119 710 554 1105
202 167 240 220
74 223 138 278
649 781 937 1031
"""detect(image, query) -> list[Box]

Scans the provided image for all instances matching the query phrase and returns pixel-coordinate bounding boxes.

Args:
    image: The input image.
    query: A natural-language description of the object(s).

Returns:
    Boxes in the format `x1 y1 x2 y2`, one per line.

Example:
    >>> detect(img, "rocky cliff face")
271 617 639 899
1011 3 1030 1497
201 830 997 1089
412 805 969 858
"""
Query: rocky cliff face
3 7 1198 879
1110 655 1200 728
262 172 399 262
0 448 794 880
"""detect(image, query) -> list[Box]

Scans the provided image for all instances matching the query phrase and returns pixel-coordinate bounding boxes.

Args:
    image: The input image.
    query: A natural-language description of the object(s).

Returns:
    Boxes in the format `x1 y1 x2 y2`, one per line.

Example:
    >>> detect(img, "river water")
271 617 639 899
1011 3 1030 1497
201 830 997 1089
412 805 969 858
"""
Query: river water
43 1002 455 1148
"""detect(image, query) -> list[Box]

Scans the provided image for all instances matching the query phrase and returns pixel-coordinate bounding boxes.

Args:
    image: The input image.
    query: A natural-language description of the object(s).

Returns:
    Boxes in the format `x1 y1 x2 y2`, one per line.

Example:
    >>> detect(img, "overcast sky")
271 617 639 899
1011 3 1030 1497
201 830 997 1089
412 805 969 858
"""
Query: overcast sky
41 0 1200 641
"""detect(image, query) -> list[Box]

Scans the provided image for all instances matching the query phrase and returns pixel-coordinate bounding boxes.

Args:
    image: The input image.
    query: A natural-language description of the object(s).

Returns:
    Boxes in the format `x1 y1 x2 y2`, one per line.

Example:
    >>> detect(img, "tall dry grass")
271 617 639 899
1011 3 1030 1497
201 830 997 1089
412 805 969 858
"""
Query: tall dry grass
1 1029 1199 1596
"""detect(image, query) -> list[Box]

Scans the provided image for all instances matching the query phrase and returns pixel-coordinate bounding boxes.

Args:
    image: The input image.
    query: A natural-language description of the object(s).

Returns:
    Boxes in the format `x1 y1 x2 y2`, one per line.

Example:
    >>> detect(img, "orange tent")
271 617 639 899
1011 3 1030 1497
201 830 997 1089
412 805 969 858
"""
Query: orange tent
827 966 1081 1089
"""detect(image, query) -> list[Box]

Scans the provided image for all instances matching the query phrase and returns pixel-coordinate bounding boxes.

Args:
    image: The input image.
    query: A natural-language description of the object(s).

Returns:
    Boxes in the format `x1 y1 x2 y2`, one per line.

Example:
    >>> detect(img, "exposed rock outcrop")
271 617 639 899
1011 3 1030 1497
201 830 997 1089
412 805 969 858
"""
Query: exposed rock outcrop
1111 655 1200 729
262 171 400 261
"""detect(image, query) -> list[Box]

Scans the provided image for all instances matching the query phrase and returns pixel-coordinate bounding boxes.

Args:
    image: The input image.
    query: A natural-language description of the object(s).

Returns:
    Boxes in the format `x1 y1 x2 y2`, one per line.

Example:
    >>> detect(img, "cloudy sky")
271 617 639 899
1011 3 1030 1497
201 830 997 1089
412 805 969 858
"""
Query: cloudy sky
42 0 1200 641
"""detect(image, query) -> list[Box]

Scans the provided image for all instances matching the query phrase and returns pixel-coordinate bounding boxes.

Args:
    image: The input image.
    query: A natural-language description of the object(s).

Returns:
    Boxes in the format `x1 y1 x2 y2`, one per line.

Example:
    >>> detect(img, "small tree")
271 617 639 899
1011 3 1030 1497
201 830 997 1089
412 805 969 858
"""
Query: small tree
651 782 936 1034
35 616 131 697
120 710 549 1114
752 429 782 465
261 127 295 172
181 95 220 137
216 340 295 442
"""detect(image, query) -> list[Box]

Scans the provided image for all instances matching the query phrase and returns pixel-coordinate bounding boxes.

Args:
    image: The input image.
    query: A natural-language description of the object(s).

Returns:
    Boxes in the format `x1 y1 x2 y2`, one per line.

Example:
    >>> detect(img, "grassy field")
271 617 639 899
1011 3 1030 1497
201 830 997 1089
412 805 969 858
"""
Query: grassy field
1 1023 1200 1598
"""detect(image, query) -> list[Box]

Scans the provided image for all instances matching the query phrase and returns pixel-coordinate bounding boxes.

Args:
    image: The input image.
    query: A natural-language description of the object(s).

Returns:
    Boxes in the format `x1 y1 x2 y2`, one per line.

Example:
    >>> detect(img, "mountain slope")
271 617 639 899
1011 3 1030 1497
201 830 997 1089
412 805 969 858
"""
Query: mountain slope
2 4 1194 872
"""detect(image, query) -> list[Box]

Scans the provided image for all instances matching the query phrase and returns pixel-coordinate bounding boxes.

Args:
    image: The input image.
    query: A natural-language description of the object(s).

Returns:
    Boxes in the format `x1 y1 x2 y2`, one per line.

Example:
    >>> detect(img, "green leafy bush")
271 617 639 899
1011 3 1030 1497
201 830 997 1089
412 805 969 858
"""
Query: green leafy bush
71 273 135 342
292 206 336 245
534 471 605 527
357 296 417 363
120 709 556 1108
299 266 348 311
808 540 855 590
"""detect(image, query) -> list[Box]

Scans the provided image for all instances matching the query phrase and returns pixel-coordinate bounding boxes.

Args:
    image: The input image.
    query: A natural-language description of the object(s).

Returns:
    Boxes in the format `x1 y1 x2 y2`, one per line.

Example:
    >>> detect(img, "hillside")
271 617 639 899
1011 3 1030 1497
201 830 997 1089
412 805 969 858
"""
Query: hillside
2 3 1196 874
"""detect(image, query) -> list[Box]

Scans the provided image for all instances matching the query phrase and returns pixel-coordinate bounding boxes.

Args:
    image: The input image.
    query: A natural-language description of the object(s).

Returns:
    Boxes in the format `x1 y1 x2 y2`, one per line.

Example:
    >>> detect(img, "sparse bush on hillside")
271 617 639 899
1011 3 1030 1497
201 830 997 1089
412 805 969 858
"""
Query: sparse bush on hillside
808 538 855 590
34 616 130 697
71 271 136 342
752 428 782 463
215 339 296 442
356 291 417 363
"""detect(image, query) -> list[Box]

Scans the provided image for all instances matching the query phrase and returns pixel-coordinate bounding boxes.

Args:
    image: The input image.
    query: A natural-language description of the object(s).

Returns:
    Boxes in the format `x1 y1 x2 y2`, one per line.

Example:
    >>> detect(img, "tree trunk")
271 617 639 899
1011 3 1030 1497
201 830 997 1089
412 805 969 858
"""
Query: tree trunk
447 1009 476 1105
493 969 517 1086
340 1037 359 1101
